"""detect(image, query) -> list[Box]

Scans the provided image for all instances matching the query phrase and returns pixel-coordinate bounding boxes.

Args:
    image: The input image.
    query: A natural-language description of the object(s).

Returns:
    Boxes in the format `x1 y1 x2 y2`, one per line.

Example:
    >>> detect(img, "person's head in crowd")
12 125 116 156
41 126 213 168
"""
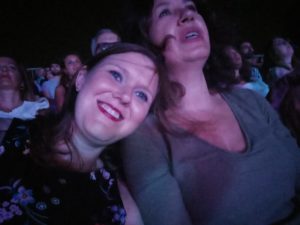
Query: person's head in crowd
239 41 264 68
33 67 47 96
45 67 54 80
0 56 35 103
50 63 62 76
268 36 294 67
91 28 121 56
208 44 251 88
222 45 243 70
0 55 49 122
35 67 46 79
62 52 83 80
263 36 297 84
32 43 161 171
239 41 254 58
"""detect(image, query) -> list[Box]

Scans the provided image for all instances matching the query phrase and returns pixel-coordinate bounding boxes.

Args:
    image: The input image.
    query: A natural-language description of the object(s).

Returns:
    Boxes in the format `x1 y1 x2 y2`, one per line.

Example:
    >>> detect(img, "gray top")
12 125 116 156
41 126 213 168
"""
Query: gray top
121 88 300 225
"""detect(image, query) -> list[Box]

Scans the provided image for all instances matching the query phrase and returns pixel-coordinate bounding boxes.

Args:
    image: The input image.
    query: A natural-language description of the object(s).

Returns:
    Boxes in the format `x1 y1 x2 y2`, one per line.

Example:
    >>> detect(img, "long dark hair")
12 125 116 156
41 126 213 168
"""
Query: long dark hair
30 43 164 169
278 74 300 146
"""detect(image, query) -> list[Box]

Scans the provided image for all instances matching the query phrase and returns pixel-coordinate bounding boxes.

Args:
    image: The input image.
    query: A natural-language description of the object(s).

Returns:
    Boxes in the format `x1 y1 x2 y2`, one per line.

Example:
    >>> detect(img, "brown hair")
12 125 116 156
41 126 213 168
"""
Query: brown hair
278 74 300 146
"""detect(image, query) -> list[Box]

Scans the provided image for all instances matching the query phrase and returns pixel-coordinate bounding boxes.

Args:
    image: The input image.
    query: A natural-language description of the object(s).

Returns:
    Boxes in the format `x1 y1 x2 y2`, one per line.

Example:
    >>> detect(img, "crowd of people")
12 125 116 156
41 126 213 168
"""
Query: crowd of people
0 0 299 224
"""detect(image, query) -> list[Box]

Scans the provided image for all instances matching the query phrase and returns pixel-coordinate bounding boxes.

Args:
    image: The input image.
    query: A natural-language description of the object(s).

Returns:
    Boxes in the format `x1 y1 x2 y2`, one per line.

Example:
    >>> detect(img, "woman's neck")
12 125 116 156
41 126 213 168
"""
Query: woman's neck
59 124 106 172
0 90 23 112
166 63 219 114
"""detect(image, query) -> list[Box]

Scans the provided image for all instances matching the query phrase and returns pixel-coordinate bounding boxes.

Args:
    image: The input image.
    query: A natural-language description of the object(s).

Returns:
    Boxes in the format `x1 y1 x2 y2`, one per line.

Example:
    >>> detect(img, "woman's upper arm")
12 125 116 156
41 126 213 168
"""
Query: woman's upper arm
121 118 192 225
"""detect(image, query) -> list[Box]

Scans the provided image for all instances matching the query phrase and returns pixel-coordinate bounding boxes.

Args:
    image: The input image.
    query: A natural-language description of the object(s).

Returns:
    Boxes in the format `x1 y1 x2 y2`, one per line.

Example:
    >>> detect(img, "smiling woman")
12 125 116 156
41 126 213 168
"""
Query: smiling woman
0 43 162 225
74 51 159 146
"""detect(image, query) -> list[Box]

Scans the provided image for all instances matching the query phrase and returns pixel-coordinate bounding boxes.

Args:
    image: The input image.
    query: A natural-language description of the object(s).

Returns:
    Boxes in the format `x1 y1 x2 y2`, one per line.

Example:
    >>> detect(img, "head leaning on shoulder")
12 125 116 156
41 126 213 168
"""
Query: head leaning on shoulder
62 42 162 146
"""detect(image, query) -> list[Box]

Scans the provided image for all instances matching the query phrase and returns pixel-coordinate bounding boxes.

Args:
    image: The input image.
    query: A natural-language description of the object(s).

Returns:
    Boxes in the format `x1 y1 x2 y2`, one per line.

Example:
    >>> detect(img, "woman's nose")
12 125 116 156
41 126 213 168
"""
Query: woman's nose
179 8 194 24
113 88 132 105
0 65 8 72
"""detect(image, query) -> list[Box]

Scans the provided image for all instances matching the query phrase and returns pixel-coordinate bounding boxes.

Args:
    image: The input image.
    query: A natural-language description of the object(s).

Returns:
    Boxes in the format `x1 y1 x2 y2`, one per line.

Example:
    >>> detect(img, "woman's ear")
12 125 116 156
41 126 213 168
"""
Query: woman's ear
75 67 87 91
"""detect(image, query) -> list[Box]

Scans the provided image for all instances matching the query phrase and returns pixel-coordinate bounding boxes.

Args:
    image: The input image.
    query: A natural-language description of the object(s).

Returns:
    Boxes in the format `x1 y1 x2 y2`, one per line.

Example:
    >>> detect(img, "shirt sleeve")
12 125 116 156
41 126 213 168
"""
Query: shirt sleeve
251 90 300 223
120 115 193 225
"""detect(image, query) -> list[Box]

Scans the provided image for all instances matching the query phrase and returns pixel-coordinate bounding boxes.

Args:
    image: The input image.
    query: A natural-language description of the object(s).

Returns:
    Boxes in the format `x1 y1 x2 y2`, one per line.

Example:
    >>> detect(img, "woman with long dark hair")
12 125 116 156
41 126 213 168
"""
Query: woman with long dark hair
0 43 161 225
120 0 300 224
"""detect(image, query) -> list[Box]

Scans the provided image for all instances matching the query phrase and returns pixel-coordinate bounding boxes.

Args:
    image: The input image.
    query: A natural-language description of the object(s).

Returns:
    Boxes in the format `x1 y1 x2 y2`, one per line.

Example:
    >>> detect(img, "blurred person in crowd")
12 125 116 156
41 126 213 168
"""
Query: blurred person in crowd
0 55 49 142
54 52 83 112
41 65 61 112
239 41 264 68
264 36 298 86
91 28 121 56
209 44 269 96
33 67 47 96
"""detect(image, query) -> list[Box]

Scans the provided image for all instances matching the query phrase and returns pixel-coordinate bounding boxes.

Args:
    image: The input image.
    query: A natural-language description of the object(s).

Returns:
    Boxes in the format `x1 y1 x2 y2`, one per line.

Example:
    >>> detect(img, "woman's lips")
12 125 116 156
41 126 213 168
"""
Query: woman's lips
179 27 203 43
97 100 124 122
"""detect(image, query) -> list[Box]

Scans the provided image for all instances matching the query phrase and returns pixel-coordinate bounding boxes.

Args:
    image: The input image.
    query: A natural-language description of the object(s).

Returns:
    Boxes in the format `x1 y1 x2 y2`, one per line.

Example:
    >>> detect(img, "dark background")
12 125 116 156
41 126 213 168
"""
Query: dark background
0 0 298 68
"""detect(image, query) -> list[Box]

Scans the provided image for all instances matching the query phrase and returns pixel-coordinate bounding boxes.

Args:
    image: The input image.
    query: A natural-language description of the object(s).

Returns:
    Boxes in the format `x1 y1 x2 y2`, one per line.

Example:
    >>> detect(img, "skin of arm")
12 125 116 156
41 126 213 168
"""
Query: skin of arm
118 179 144 225
54 85 66 112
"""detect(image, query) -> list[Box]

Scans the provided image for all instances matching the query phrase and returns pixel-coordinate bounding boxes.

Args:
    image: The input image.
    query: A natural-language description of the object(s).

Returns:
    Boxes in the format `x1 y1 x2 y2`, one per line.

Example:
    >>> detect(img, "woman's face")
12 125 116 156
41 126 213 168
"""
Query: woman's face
74 52 158 145
224 46 243 69
0 57 22 91
148 0 210 64
272 37 294 60
50 63 62 75
64 54 83 78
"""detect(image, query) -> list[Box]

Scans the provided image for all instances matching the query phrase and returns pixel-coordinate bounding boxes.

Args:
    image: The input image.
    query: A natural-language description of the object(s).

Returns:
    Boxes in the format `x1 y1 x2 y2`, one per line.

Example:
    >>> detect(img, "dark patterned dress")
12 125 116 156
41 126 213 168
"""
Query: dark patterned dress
0 119 126 225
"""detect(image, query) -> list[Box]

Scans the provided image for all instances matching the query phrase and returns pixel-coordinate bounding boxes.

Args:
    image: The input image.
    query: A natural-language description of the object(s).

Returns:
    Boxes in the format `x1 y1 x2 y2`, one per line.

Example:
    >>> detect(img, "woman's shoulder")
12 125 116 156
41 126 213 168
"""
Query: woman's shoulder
222 87 272 114
136 113 160 132
223 87 262 103
121 113 166 149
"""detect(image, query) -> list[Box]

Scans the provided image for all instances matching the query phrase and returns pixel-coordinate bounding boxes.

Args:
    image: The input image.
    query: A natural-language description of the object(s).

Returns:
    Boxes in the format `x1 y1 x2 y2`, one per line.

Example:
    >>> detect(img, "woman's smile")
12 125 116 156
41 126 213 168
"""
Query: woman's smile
97 100 124 122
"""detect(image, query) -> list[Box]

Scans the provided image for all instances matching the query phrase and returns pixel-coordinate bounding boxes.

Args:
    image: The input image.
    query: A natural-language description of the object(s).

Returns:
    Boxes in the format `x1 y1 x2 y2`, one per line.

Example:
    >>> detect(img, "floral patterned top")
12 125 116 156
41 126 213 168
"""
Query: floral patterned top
0 119 126 225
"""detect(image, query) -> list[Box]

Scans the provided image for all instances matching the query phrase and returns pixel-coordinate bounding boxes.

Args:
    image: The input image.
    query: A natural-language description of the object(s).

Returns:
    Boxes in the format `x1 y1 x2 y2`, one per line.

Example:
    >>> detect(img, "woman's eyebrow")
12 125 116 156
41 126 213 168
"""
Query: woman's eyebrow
153 1 169 10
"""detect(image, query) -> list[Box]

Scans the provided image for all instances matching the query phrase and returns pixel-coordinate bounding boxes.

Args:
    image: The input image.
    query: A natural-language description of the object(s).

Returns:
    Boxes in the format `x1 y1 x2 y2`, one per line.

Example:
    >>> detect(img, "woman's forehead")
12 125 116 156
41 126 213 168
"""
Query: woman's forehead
101 52 156 70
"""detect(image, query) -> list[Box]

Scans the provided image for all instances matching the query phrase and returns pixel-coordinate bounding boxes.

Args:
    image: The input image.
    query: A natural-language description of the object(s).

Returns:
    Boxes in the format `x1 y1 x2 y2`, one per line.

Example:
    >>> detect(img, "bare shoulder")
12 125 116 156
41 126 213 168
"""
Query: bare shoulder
55 85 66 95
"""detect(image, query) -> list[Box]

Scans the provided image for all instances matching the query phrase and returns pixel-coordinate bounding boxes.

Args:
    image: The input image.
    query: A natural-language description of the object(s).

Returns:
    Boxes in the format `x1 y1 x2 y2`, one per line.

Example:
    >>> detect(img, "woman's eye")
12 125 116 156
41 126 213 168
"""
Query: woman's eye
8 65 17 71
159 9 171 18
187 4 197 12
135 91 148 102
109 70 122 82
